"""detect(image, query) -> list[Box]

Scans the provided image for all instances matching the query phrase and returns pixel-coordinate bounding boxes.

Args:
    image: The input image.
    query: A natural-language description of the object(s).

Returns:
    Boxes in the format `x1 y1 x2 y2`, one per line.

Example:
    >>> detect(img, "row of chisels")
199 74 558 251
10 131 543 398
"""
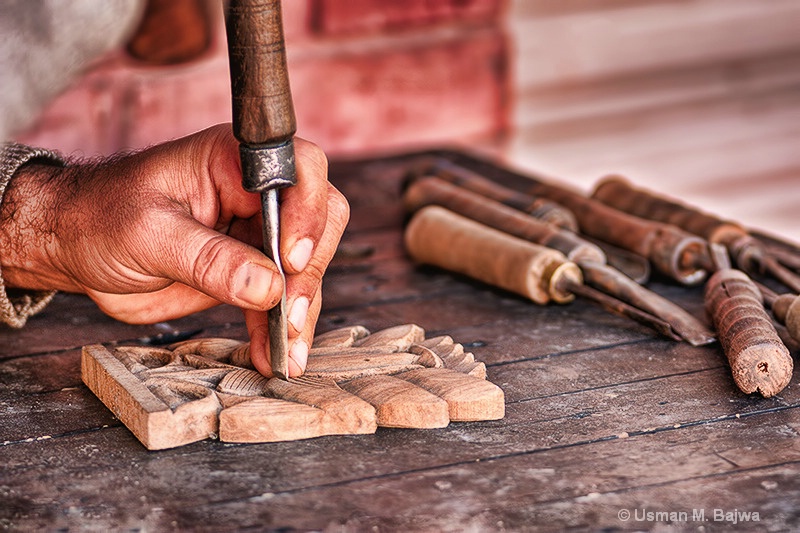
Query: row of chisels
402 158 799 398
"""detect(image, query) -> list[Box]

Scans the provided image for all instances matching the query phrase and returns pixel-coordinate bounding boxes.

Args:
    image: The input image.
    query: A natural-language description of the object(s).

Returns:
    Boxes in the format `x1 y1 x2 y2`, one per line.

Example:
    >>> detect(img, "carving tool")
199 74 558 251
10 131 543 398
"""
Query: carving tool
409 158 579 231
755 283 800 343
226 0 296 379
592 176 800 293
704 269 793 397
404 176 715 346
405 206 690 342
421 159 710 286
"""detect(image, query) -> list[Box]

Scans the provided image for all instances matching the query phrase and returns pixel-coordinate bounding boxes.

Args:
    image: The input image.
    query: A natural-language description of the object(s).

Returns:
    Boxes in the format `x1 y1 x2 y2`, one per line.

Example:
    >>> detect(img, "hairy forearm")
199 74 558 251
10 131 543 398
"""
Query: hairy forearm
0 160 79 292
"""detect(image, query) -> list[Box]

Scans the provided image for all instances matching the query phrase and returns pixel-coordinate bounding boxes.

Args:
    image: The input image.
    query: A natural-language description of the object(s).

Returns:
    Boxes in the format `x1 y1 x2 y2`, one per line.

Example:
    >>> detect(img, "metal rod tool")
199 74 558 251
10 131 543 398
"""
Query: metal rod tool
404 176 715 346
592 176 800 293
226 0 296 379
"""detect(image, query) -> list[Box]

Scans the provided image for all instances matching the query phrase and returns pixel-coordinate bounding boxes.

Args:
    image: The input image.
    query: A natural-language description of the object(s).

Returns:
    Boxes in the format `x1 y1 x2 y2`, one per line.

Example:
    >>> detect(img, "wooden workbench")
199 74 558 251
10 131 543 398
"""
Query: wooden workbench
2 151 798 531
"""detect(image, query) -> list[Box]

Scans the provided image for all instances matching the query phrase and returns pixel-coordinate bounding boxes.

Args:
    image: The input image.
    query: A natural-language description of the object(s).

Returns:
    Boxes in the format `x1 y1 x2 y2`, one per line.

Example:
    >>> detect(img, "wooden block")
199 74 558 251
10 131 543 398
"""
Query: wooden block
229 343 254 369
81 345 221 450
114 346 173 373
341 375 450 429
266 376 378 436
309 345 401 357
419 335 455 350
312 325 371 348
168 338 244 361
408 344 445 368
216 368 271 397
395 367 505 422
219 398 326 443
81 323 503 448
353 324 425 350
305 350 424 381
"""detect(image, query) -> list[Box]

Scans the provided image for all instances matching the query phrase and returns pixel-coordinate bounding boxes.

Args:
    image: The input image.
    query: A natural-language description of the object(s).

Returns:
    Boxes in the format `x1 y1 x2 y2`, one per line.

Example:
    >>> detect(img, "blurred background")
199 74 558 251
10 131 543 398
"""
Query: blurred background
11 0 800 242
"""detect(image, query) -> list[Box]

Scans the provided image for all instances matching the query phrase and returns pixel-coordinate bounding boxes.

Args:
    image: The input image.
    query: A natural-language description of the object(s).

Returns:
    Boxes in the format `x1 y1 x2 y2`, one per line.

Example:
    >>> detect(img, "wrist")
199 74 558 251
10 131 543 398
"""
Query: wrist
0 144 75 292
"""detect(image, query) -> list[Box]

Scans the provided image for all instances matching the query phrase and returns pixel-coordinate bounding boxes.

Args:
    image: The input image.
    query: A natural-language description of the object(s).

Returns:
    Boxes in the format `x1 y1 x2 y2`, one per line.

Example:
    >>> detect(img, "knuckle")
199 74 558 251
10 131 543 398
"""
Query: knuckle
327 185 351 230
190 234 231 289
298 140 328 176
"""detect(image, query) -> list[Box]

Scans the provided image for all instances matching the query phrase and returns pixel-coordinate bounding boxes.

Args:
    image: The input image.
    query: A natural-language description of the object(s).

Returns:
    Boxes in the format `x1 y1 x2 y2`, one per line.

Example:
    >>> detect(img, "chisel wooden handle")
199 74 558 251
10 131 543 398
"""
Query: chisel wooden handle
405 206 582 305
704 269 793 397
772 294 800 342
591 176 800 293
226 0 296 146
416 159 579 231
524 180 710 286
592 175 745 247
404 176 606 265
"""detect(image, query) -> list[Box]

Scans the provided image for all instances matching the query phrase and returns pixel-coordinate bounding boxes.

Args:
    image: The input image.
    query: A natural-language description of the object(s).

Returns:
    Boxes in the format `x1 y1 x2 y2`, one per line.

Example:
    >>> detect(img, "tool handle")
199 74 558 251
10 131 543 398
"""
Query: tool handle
772 294 800 342
704 269 793 397
226 0 296 146
404 206 582 305
592 175 746 247
419 159 579 231
526 180 709 285
404 176 606 265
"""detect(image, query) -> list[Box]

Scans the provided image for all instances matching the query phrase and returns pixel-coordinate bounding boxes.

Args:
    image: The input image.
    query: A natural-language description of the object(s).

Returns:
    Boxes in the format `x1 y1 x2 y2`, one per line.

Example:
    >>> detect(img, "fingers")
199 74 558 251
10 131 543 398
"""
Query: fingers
156 214 284 311
245 283 322 378
280 138 331 274
88 284 220 324
245 183 348 377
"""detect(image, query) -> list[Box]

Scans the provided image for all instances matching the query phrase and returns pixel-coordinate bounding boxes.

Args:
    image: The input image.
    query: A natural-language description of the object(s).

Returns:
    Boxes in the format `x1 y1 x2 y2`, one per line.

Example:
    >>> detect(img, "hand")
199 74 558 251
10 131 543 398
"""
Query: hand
0 124 349 377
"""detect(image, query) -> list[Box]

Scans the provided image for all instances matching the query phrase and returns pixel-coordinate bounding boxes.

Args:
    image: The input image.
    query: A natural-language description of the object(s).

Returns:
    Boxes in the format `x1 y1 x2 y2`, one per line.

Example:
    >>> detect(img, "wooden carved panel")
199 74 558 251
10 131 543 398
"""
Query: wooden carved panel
81 324 505 449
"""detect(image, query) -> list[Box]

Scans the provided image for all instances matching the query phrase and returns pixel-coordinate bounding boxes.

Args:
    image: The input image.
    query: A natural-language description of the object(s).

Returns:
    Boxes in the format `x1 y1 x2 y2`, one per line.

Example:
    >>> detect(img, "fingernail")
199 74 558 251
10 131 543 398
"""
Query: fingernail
288 237 314 272
290 339 309 371
288 296 310 333
234 263 277 307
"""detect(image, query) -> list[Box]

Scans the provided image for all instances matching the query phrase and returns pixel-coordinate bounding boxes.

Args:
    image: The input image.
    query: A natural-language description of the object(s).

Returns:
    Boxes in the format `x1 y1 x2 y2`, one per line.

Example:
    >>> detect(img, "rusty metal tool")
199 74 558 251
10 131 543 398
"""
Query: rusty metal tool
704 269 793 397
592 176 800 293
421 160 712 286
404 176 715 346
405 205 695 342
226 0 296 379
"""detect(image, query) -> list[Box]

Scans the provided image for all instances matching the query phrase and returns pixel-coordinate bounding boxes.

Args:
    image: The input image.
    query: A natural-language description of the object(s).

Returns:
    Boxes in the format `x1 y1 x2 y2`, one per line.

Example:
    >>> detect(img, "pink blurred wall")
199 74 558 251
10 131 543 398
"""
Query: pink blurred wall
14 0 509 159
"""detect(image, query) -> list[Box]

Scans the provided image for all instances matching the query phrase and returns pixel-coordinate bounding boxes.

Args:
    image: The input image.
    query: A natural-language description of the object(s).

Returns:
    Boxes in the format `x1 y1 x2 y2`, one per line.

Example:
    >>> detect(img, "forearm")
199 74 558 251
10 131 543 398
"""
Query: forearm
0 144 67 326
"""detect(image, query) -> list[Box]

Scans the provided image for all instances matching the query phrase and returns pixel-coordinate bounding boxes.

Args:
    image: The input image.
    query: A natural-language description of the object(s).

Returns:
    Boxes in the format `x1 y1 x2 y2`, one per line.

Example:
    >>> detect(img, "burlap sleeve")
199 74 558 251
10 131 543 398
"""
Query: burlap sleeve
0 143 64 328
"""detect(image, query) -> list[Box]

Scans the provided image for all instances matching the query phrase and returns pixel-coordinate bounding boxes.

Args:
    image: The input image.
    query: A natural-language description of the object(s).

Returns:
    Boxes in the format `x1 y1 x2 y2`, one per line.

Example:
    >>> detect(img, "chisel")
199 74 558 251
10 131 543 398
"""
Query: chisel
404 176 715 346
405 206 687 341
226 0 296 378
421 160 711 286
592 176 800 293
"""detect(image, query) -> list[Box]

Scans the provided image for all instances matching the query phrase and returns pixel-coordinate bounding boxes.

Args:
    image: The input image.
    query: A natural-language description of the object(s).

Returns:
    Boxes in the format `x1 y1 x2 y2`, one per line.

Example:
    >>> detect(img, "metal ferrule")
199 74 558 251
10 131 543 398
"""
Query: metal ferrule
239 139 297 193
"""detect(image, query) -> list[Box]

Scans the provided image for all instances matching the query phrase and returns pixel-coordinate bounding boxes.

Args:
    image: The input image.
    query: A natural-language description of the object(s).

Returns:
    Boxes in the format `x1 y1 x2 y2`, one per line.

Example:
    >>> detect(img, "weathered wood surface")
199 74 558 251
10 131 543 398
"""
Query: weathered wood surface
1 151 798 531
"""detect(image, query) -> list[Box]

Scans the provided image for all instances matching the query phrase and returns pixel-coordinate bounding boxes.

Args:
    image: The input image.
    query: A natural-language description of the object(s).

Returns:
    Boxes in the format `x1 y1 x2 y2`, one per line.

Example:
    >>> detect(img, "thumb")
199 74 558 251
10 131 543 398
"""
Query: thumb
158 216 283 311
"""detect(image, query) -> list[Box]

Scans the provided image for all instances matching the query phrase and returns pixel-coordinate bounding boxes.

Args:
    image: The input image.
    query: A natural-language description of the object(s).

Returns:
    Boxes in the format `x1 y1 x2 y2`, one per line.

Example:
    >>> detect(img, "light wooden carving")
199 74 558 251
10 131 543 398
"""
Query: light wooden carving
82 324 505 449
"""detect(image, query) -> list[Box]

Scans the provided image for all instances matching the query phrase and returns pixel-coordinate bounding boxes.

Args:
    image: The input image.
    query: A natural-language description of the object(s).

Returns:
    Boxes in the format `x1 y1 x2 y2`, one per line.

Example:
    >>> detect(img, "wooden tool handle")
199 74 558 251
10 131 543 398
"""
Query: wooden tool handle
772 294 800 342
404 206 582 305
226 0 296 145
404 176 606 265
704 269 793 397
592 175 746 247
421 160 579 231
526 180 709 285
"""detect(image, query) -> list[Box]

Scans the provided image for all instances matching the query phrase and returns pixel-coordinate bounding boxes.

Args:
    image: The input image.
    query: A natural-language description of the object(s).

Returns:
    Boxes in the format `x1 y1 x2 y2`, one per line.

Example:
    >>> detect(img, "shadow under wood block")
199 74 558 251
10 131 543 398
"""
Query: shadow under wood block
82 324 505 450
